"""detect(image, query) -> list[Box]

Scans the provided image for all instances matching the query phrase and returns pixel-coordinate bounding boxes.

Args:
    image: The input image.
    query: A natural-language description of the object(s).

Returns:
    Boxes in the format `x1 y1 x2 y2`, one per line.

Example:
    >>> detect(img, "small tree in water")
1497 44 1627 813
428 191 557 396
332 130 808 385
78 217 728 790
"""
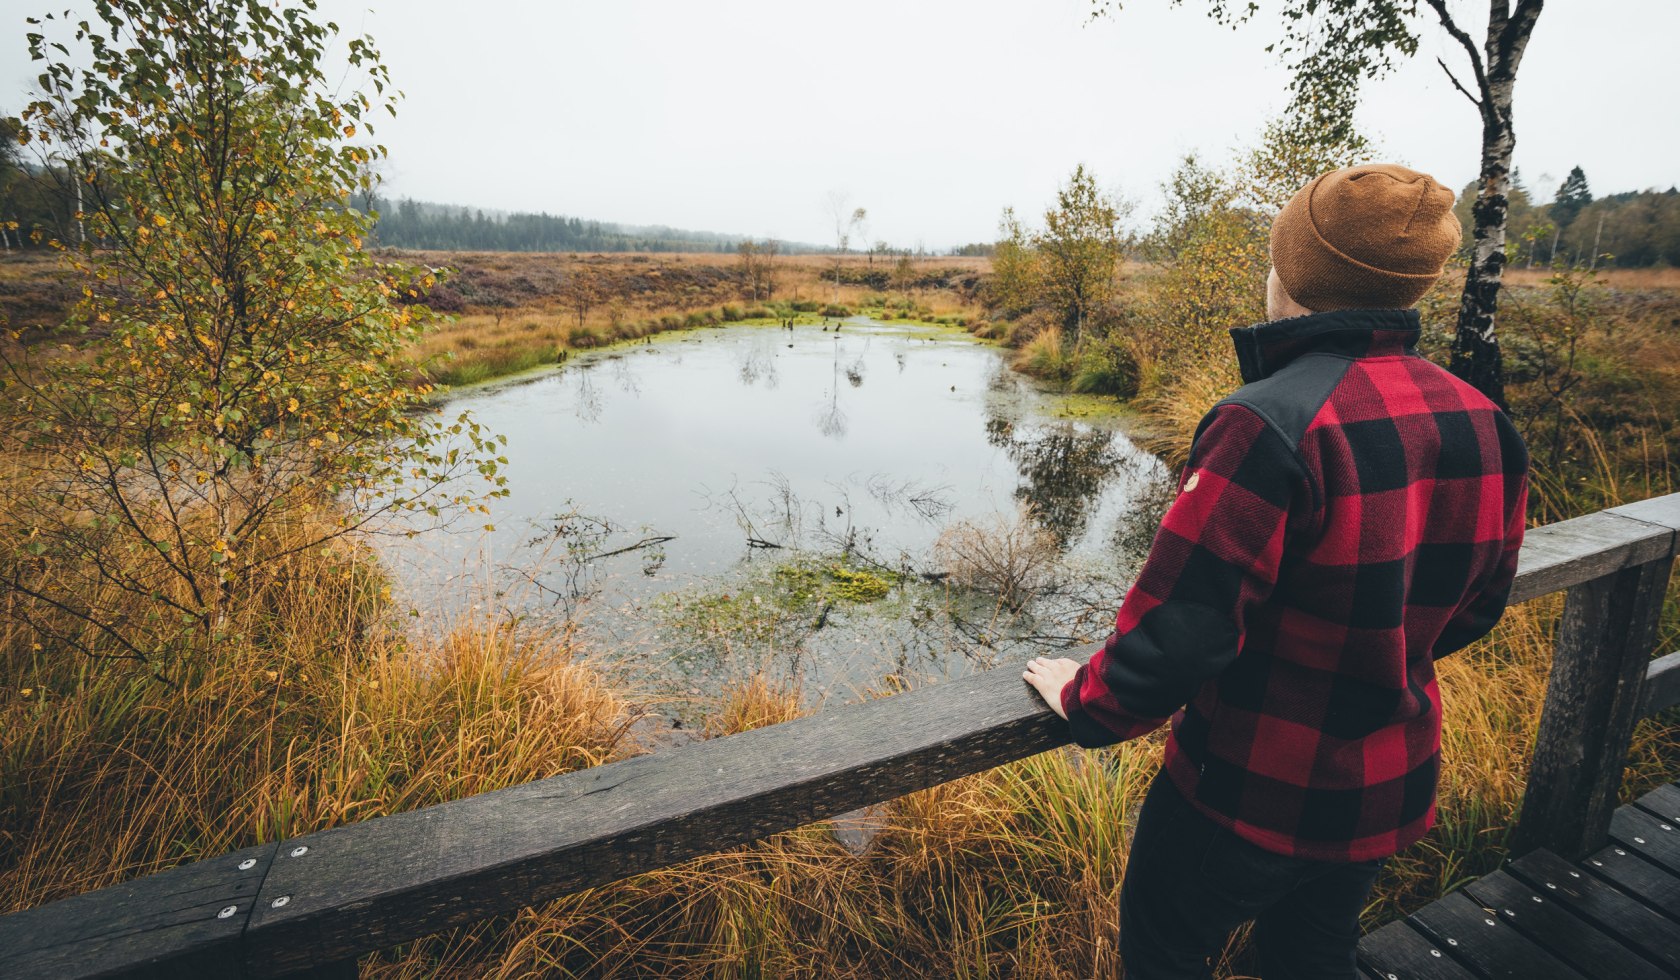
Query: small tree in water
2 1 506 681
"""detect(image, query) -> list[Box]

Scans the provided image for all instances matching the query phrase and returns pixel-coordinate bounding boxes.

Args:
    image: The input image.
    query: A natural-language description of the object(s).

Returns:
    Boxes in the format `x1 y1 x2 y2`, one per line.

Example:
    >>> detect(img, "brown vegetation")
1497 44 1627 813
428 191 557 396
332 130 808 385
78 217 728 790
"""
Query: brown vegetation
4 231 1680 976
387 250 987 387
0 249 989 389
0 251 79 336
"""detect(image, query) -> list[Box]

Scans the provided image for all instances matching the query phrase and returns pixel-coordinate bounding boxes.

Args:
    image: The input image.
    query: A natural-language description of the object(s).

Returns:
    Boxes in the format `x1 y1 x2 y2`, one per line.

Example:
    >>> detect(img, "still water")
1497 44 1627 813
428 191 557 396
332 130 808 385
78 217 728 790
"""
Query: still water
384 318 1169 701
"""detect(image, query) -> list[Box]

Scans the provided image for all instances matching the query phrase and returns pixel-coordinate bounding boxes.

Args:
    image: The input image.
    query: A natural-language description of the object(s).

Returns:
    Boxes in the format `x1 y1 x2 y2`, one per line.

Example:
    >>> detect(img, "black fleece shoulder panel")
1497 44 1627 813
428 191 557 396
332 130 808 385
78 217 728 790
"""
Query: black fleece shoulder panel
1219 352 1354 449
1214 352 1354 511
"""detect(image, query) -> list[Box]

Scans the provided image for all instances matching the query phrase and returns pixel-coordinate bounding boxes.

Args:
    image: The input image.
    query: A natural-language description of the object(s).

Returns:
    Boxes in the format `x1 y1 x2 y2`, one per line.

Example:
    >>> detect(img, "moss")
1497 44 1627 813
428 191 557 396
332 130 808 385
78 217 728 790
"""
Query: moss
771 564 823 605
826 564 892 602
770 559 895 606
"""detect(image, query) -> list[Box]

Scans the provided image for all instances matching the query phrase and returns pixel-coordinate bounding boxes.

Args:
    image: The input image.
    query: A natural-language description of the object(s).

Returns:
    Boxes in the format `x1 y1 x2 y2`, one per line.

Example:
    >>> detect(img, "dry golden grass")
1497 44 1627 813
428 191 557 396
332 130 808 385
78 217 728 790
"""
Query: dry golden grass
1503 265 1680 289
5 250 1680 977
0 506 642 912
7 503 1672 978
353 591 1680 979
1137 349 1243 469
390 251 988 388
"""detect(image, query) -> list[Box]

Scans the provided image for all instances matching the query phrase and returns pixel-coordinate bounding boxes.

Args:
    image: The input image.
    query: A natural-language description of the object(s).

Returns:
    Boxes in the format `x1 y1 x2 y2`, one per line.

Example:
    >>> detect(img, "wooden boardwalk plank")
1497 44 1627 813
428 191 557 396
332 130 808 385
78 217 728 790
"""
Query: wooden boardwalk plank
1639 653 1680 717
1581 843 1680 921
1461 869 1669 980
1610 805 1680 878
1633 783 1680 823
0 842 277 980
1512 551 1676 859
1607 495 1680 543
1406 891 1588 979
1506 849 1680 974
1357 920 1480 980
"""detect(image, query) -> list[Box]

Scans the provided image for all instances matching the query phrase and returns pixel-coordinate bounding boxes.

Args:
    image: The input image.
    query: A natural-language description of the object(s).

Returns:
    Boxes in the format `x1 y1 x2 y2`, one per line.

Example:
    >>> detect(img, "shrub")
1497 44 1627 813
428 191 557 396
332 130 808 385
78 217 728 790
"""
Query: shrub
566 324 604 347
4 2 506 678
1011 326 1071 380
418 284 467 313
1070 338 1141 398
934 508 1063 612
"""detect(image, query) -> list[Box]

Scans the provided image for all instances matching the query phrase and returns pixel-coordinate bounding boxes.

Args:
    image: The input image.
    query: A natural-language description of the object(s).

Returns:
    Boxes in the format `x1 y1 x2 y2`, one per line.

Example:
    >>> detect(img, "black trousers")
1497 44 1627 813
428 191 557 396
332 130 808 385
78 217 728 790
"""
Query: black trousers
1119 772 1385 980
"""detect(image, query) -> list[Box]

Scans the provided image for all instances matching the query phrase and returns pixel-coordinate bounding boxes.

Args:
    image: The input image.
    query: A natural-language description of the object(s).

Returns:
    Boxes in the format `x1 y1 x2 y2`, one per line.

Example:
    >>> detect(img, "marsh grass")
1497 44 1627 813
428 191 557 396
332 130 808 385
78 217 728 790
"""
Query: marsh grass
4 256 1680 977
9 531 1674 979
0 521 641 914
395 253 988 390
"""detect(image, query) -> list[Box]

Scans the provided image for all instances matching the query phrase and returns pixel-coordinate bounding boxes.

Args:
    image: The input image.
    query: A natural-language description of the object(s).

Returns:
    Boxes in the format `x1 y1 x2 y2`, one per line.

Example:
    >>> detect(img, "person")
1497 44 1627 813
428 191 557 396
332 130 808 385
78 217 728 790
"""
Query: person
1022 163 1529 979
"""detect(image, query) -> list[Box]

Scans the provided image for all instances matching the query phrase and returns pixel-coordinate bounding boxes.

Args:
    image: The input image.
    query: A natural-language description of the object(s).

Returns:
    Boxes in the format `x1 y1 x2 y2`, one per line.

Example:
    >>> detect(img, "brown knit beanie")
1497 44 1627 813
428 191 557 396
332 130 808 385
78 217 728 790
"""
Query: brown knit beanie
1270 163 1461 311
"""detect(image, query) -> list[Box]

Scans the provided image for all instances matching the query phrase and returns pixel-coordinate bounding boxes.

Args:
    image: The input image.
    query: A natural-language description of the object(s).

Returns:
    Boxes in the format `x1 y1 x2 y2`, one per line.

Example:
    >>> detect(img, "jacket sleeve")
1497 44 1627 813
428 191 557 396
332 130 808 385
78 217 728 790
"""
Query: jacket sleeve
1062 402 1312 748
1433 414 1530 660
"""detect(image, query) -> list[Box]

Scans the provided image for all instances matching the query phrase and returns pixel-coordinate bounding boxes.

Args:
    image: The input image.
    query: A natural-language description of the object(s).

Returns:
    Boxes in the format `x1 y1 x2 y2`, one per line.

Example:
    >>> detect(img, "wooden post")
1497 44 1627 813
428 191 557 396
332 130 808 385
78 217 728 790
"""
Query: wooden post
1511 552 1675 858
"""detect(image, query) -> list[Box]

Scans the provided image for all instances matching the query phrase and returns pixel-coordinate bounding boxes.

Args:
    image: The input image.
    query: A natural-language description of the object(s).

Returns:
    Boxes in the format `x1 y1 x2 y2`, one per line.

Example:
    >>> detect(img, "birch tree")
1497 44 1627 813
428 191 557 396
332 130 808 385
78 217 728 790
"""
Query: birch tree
825 191 867 305
4 1 507 678
1093 0 1546 409
1035 165 1127 343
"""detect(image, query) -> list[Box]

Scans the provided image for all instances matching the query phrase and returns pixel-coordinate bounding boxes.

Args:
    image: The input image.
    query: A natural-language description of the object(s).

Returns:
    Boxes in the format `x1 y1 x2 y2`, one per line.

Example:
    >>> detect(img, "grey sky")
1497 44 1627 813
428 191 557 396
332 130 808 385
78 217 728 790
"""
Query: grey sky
9 1 1678 248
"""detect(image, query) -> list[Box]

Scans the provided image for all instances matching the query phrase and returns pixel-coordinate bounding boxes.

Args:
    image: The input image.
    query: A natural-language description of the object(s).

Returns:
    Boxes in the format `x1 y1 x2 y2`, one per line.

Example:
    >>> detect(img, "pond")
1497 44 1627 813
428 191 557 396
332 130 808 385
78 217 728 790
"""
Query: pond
383 318 1171 707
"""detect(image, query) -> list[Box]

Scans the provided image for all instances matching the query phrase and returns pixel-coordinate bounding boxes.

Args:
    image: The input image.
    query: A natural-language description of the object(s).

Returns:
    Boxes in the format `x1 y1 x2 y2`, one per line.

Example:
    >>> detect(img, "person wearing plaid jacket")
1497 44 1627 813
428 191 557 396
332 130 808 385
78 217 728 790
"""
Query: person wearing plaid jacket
1024 164 1529 979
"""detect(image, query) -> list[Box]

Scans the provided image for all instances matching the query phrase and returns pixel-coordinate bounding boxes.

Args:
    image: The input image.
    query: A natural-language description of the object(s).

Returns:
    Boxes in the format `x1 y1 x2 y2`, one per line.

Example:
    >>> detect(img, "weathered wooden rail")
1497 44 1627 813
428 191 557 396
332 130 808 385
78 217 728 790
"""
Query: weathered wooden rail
3 494 1678 978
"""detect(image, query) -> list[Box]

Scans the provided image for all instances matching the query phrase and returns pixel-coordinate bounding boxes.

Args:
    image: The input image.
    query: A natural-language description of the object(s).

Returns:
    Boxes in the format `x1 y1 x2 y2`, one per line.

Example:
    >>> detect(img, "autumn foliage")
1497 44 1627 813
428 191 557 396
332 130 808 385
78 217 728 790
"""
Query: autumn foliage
0 1 505 679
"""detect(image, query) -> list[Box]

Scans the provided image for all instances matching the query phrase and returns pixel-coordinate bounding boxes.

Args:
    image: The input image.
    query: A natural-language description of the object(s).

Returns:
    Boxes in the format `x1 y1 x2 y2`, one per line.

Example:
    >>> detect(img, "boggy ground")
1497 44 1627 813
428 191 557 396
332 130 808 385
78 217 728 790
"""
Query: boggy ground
3 252 1680 977
388 250 990 387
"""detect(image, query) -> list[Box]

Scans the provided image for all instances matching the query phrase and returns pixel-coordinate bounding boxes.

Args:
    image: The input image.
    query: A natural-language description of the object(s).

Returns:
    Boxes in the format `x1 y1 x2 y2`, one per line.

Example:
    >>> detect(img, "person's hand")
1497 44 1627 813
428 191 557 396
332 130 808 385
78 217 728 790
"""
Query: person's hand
1022 657 1080 720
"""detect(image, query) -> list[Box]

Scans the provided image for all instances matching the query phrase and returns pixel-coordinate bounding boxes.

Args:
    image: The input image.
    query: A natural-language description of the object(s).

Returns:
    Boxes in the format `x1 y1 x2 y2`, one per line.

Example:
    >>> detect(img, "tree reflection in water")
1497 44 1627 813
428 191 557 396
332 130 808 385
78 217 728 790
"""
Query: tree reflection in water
814 336 849 439
985 415 1125 549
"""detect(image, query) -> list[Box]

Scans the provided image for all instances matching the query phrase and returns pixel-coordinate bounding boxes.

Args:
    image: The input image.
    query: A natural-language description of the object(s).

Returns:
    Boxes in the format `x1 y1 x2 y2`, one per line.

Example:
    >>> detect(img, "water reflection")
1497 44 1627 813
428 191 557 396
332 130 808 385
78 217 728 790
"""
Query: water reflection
571 364 603 423
735 339 780 389
814 336 849 439
609 354 642 396
985 416 1127 548
382 319 1168 699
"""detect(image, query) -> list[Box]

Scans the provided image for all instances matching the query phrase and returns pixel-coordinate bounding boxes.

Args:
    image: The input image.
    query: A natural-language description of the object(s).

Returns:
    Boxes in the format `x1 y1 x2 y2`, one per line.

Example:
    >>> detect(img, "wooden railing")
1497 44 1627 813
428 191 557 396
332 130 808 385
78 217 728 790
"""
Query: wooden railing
2 494 1677 979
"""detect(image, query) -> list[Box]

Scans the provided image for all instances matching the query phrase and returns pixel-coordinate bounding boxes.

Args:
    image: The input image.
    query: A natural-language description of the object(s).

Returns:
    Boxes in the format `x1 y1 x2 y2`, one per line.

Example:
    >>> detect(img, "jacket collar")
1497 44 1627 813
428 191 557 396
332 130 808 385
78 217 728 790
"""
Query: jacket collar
1228 308 1422 383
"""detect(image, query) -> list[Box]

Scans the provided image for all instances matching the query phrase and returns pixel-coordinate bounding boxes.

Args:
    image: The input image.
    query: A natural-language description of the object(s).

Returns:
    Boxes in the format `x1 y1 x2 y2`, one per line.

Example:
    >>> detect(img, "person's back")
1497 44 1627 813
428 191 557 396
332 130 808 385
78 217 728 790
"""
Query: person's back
1165 306 1528 861
1023 164 1529 978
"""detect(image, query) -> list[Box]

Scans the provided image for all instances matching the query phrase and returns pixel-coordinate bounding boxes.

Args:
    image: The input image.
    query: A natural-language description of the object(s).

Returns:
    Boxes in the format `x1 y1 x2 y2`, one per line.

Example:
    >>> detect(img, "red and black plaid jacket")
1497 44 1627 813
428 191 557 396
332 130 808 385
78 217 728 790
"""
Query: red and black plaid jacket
1063 308 1528 861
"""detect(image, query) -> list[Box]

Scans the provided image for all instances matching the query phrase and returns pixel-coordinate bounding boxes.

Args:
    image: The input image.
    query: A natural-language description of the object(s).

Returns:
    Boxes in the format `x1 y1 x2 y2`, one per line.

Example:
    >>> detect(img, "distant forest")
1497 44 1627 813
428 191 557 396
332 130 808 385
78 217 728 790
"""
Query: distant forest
366 197 779 254
1 128 1676 265
1453 167 1680 269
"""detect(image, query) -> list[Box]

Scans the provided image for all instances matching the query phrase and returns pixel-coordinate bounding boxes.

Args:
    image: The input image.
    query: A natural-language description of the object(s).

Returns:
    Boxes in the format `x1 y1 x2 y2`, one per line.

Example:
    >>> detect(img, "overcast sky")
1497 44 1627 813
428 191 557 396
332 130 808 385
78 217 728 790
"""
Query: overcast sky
8 1 1678 248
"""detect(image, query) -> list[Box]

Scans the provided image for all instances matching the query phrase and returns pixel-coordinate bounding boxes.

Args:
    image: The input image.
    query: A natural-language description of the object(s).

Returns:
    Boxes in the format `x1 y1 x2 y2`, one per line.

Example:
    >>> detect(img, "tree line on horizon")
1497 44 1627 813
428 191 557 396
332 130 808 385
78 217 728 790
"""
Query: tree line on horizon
1466 167 1680 271
4 126 1675 268
365 196 750 255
